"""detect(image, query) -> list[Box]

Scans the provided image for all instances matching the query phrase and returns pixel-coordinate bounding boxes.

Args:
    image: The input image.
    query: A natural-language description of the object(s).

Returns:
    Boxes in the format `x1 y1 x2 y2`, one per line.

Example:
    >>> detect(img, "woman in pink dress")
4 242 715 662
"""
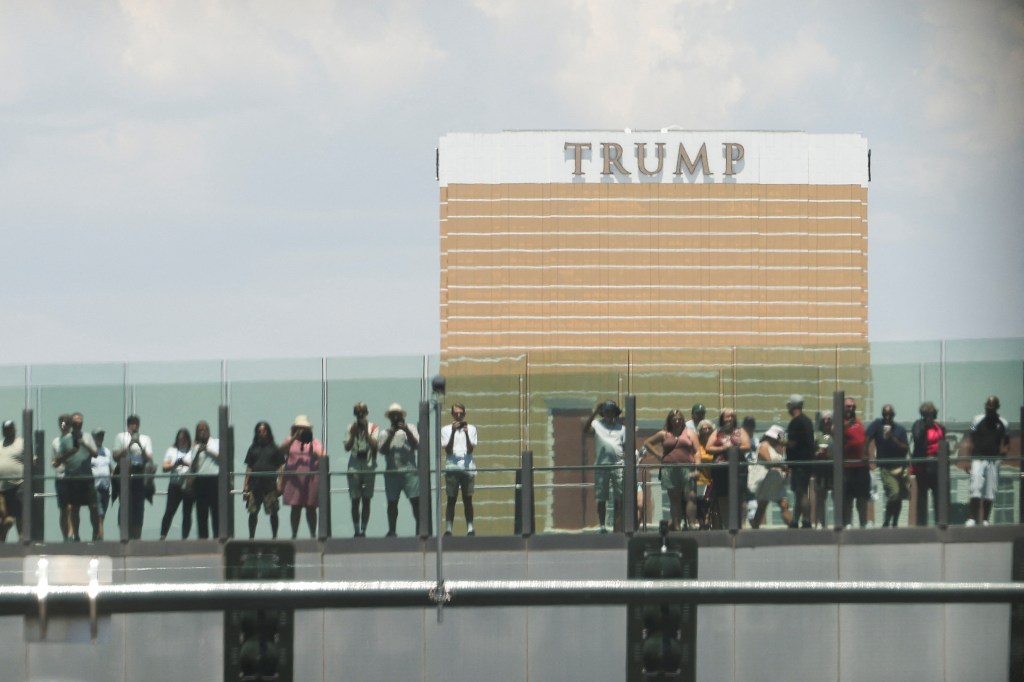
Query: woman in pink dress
280 415 326 539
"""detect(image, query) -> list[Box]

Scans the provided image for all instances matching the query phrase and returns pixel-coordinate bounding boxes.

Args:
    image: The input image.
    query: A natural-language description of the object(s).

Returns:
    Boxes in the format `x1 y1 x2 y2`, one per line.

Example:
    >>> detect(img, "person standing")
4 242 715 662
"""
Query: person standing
750 425 792 529
813 411 834 529
344 402 379 537
584 401 624 534
112 415 154 540
243 421 284 540
51 414 72 541
841 398 869 528
643 409 698 531
910 402 945 526
865 404 910 527
190 420 220 539
54 412 97 542
963 395 1010 526
0 420 25 541
705 408 751 529
160 428 194 539
442 402 478 536
281 415 324 539
90 429 112 540
379 403 421 537
785 395 815 529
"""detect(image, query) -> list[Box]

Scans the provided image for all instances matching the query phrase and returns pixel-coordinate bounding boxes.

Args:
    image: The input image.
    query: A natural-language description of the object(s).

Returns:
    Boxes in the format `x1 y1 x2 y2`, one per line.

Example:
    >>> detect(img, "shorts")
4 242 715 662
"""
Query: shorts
755 470 788 503
65 479 97 507
95 483 110 516
246 488 280 515
347 456 376 500
1 486 22 521
880 468 910 503
658 463 693 492
384 469 420 502
844 467 871 500
789 464 812 495
445 469 475 498
55 478 69 507
594 463 623 503
969 459 1000 500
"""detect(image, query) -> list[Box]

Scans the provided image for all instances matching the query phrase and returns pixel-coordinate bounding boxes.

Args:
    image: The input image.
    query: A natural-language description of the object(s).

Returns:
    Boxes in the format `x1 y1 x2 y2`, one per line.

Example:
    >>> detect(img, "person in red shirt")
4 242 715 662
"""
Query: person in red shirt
842 398 869 528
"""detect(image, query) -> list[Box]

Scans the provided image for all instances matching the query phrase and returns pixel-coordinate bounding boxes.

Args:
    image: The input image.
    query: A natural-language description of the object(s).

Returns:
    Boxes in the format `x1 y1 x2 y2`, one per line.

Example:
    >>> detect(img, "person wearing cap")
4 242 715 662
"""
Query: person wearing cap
685 403 706 432
190 420 221 539
785 395 815 529
813 411 834 528
585 400 625 533
963 395 1010 526
281 415 325 539
379 403 420 537
90 429 112 540
442 402 478 536
0 420 25 541
344 402 379 538
112 415 154 540
749 425 792 529
243 421 285 539
865 404 910 527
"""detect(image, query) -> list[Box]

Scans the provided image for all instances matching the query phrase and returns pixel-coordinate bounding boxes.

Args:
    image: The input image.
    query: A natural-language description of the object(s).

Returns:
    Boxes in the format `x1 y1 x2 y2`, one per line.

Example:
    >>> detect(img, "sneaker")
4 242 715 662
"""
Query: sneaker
801 522 812 529
982 520 991 527
385 531 397 537
444 530 452 537
599 526 609 534
965 519 976 527
467 530 475 536
354 530 365 538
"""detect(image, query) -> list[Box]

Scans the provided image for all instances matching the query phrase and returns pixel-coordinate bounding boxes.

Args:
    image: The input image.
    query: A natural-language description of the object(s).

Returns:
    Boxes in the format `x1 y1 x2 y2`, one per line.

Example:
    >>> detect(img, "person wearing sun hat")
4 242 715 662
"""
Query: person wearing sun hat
280 414 326 539
378 403 420 537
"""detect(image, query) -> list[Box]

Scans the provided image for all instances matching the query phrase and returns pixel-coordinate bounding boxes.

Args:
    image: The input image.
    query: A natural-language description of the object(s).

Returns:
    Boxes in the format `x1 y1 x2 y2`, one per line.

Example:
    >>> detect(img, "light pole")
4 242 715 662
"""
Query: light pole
431 375 446 623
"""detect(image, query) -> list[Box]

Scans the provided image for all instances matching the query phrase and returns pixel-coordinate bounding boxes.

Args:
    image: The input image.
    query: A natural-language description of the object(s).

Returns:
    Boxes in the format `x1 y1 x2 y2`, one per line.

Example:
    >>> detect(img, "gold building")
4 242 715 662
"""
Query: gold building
437 131 870 532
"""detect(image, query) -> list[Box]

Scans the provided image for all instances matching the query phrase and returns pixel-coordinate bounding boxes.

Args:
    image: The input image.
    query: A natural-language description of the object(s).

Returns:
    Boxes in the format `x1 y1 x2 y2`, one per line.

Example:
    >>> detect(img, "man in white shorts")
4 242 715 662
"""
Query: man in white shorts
585 400 625 533
964 395 1009 526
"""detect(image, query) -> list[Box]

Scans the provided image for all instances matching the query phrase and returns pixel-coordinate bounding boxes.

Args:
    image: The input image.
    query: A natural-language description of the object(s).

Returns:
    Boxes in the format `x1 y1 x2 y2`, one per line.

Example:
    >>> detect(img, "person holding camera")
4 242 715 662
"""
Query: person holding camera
281 414 325 539
190 420 220 539
344 402 379 537
112 414 154 540
55 412 98 542
243 421 285 539
160 428 194 539
379 403 420 537
865 404 910 527
442 402 478 536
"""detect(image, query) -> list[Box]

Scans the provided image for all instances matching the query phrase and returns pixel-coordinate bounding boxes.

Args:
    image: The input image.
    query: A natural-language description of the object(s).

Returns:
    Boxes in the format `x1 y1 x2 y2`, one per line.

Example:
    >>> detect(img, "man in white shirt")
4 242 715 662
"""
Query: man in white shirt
91 429 112 540
585 400 625 533
112 415 154 539
440 403 478 536
0 420 25 541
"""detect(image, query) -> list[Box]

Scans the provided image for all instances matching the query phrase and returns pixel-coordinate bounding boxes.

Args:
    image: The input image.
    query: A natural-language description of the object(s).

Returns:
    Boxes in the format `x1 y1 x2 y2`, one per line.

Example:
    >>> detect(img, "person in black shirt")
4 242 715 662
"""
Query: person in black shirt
785 395 815 529
243 421 285 539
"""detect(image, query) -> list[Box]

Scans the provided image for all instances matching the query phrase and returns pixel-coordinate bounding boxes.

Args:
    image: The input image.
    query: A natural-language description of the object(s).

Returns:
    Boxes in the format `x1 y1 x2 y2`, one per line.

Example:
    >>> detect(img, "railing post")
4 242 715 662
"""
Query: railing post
317 453 331 541
937 437 950 529
217 406 233 541
520 450 534 537
727 446 739 533
119 450 131 542
1019 405 1023 525
20 409 34 545
623 394 637 535
417 400 431 538
832 390 845 531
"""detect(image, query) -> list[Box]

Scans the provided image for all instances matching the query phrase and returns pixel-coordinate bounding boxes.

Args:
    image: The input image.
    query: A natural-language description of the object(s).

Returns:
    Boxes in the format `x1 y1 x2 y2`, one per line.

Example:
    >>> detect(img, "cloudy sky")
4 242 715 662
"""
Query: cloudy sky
2 0 1022 365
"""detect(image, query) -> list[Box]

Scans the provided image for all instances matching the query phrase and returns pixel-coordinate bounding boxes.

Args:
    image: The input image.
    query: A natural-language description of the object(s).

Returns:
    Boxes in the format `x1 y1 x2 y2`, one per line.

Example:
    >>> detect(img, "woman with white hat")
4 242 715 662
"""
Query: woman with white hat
750 425 792 529
280 415 325 539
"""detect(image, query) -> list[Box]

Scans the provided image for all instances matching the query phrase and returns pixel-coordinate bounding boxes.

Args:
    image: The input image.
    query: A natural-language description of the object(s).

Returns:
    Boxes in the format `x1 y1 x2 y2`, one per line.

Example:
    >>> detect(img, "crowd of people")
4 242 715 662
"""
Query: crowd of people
0 394 1012 541
591 394 1012 532
0 400 480 542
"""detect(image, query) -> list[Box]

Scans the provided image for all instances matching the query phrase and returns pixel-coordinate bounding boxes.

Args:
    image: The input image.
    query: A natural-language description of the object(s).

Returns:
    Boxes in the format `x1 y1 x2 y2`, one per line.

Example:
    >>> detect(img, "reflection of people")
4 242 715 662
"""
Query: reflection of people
190 420 220 539
281 415 324 539
442 403 478 536
750 425 792 529
160 428 194 539
379 403 420 537
910 402 944 526
841 399 869 528
785 395 815 529
0 420 26 541
91 429 111 540
865 404 909 527
963 395 1009 527
244 421 285 539
55 412 98 543
705 408 750 529
51 415 72 540
112 415 154 539
642 410 697 531
813 411 833 529
344 403 378 538
585 401 624 533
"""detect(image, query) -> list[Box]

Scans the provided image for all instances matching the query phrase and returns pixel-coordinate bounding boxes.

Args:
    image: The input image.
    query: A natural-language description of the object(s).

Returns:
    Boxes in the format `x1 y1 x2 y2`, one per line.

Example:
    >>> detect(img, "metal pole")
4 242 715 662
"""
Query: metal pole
623 395 637 535
520 450 534 537
21 409 34 545
217 405 232 541
317 451 332 541
727 446 739 533
417 401 431 538
937 437 950 529
434 393 444 623
832 390 845 531
119 451 131 542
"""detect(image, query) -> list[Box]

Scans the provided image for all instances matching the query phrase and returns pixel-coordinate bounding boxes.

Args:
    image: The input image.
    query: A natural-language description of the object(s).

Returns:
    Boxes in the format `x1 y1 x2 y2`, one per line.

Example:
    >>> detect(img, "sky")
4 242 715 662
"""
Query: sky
2 0 1022 365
